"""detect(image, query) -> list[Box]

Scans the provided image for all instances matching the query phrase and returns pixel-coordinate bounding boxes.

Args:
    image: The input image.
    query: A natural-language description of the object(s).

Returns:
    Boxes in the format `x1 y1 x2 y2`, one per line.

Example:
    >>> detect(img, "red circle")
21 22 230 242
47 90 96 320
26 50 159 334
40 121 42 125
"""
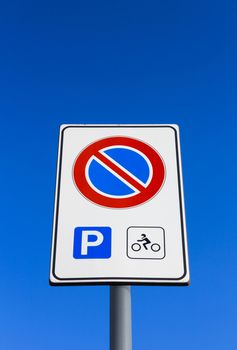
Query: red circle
73 136 165 208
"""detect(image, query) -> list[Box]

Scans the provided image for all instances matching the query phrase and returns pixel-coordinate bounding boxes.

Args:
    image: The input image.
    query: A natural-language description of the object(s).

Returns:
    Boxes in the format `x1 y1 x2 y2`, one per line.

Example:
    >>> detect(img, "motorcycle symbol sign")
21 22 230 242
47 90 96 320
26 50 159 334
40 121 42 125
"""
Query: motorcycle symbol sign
127 227 165 259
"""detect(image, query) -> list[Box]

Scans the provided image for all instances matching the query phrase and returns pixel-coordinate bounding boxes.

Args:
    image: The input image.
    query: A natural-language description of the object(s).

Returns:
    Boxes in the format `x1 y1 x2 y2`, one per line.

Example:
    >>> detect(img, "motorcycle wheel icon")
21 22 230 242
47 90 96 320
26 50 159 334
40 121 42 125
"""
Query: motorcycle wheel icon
131 243 161 252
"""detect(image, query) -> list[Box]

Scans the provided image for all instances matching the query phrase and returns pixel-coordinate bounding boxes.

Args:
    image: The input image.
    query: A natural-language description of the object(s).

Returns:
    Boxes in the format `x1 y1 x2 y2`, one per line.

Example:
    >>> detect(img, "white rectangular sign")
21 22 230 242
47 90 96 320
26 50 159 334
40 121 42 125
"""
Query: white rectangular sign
50 124 190 285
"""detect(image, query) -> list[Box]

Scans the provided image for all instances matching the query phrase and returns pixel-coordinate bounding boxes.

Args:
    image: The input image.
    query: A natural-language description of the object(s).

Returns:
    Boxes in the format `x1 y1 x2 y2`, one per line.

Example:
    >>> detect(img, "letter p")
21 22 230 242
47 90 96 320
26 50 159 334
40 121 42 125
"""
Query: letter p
81 230 104 255
73 227 112 259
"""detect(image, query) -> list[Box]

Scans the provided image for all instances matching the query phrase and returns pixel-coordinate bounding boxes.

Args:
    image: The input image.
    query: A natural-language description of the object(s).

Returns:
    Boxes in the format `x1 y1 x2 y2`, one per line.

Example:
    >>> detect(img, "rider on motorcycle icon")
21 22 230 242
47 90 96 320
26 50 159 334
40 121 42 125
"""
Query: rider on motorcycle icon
131 234 161 252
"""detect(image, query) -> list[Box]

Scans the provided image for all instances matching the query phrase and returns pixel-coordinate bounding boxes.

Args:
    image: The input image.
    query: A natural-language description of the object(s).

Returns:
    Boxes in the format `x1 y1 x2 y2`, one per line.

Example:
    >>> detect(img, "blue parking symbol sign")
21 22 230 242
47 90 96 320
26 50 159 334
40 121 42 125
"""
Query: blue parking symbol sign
73 227 112 259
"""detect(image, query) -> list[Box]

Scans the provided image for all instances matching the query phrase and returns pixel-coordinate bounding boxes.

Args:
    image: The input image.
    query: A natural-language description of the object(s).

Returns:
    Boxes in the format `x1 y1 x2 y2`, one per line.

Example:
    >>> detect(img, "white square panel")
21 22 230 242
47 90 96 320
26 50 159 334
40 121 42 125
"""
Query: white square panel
127 226 165 260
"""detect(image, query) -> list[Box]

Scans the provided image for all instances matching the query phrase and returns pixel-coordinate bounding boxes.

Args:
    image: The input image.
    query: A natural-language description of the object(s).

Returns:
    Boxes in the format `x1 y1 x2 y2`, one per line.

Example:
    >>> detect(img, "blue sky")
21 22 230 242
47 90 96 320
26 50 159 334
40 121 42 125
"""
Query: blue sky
0 1 237 349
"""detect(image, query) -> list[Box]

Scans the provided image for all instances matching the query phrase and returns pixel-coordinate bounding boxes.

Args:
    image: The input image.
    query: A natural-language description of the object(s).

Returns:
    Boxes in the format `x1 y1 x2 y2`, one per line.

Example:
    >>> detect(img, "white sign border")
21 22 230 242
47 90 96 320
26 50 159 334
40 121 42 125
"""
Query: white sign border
49 124 190 286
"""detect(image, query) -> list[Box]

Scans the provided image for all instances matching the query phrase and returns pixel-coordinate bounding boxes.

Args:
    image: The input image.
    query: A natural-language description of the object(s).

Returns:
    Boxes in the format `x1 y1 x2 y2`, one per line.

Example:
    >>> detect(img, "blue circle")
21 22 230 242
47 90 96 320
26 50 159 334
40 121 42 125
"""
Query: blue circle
88 147 150 197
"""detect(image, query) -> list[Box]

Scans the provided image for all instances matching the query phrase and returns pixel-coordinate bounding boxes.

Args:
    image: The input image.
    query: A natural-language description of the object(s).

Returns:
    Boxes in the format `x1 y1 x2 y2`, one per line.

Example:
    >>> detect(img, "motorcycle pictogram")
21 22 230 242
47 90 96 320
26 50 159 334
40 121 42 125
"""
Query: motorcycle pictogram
131 234 161 252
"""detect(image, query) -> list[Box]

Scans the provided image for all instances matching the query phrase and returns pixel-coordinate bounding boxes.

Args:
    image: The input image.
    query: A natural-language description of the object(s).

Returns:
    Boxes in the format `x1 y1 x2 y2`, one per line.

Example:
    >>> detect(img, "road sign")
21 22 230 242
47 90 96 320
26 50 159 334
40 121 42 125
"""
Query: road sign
50 124 190 285
73 136 165 208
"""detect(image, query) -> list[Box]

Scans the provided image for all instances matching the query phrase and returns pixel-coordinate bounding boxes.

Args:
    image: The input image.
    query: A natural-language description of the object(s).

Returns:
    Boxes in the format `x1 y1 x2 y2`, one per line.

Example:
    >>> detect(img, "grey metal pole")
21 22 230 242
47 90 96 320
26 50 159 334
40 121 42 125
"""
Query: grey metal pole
110 285 132 350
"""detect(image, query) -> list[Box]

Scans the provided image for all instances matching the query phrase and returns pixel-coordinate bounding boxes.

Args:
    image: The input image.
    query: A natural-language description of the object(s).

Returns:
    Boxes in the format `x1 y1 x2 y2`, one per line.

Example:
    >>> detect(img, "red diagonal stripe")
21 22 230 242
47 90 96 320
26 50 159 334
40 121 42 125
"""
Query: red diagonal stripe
94 151 146 193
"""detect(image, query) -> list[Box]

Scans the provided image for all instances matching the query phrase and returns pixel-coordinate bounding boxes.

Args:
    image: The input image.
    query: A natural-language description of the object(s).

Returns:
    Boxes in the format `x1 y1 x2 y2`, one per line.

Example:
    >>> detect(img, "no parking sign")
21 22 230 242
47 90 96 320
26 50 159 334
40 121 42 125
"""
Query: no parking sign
50 125 189 285
73 136 165 208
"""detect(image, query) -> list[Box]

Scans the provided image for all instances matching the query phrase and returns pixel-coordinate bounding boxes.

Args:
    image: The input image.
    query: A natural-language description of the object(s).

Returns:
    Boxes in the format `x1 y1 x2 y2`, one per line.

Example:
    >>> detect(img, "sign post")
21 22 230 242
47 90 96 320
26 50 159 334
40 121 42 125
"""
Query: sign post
49 124 190 348
110 285 132 350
